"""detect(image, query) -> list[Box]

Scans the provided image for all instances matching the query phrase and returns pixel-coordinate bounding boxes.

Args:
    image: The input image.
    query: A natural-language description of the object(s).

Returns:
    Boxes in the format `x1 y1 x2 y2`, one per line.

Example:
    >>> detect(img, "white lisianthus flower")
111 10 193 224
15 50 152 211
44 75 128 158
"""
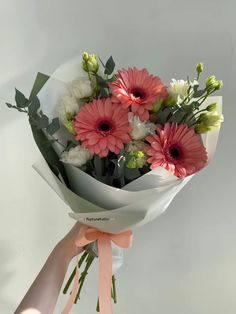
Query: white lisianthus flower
60 145 92 167
57 94 80 123
70 77 93 99
190 79 199 88
168 79 189 104
128 113 156 140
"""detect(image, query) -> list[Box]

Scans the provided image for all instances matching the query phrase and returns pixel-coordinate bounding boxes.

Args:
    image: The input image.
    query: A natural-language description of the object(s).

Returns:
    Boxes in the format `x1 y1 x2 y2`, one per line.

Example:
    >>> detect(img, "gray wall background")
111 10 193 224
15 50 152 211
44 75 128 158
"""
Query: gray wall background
0 0 235 313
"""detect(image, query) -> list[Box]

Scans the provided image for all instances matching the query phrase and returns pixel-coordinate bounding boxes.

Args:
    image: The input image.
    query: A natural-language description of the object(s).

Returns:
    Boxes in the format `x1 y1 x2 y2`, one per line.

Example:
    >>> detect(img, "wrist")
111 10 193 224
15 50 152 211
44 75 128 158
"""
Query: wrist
54 239 77 265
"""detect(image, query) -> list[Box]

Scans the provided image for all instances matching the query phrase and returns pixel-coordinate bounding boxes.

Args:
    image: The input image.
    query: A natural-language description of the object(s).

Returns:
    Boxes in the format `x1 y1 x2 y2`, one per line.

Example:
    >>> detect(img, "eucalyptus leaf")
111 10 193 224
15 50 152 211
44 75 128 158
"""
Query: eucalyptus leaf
46 117 60 135
65 141 77 151
156 107 173 125
28 96 40 117
15 88 29 108
30 124 69 186
28 72 70 187
107 74 117 83
6 102 15 108
99 88 110 98
96 75 108 88
125 167 141 180
37 113 49 129
104 56 115 75
93 155 105 177
168 111 187 123
29 72 50 101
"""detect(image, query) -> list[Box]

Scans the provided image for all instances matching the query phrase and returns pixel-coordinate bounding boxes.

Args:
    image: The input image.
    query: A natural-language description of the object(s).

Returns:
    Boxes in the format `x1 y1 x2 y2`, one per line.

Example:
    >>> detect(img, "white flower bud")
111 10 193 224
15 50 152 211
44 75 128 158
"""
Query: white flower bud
60 145 92 167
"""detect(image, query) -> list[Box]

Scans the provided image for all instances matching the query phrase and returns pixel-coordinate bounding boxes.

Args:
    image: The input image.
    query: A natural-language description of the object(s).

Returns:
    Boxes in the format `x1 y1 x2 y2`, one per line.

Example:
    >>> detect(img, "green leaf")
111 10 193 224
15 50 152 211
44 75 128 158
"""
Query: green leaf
65 141 77 152
156 107 173 125
107 74 117 83
6 102 16 109
46 117 60 135
28 96 40 116
104 56 115 75
93 155 105 178
37 112 49 129
6 102 27 112
28 97 50 130
30 124 69 186
99 88 110 98
96 75 108 88
15 88 29 108
168 111 187 123
125 167 141 180
29 72 50 100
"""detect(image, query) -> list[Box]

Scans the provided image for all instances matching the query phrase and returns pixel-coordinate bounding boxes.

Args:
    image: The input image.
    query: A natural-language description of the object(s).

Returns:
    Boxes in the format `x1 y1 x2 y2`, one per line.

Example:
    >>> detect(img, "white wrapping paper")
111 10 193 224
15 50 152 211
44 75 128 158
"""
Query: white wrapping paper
33 55 222 234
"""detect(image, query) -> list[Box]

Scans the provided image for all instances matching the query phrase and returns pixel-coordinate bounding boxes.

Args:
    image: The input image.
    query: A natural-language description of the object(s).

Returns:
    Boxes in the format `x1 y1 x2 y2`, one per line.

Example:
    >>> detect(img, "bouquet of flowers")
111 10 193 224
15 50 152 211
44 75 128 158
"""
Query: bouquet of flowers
6 53 223 314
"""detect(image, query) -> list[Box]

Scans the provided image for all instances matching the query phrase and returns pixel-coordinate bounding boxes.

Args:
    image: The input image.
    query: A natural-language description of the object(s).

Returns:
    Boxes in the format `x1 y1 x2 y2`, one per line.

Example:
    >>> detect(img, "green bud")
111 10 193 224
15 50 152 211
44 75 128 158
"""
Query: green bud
64 119 76 135
196 63 204 75
63 112 76 135
162 96 177 107
215 80 223 90
82 52 99 74
206 102 218 112
126 150 147 169
205 76 223 92
195 112 224 134
152 99 163 112
197 113 208 123
126 156 136 169
82 52 90 62
195 124 211 134
65 112 75 121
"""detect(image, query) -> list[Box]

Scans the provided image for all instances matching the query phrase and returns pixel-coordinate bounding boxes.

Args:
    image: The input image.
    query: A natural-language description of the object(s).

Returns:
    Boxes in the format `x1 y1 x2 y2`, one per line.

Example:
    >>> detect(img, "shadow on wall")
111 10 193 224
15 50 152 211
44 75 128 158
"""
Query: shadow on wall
0 240 17 312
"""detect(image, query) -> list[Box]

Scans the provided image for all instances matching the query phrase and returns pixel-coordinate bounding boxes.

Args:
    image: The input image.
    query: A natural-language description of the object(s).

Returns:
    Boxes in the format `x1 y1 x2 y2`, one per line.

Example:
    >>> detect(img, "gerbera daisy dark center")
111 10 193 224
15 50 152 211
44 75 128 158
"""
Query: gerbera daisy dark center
169 145 182 159
97 120 114 134
130 88 146 100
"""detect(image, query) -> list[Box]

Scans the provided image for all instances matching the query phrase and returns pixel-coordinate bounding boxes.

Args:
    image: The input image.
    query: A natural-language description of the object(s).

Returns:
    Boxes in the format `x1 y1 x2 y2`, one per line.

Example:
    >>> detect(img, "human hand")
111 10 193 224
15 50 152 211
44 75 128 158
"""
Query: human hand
56 222 84 263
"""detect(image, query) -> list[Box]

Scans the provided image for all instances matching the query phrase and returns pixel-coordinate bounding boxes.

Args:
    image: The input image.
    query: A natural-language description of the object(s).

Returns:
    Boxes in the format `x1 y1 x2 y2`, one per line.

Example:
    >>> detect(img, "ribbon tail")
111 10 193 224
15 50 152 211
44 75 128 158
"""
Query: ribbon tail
62 262 80 314
98 236 113 314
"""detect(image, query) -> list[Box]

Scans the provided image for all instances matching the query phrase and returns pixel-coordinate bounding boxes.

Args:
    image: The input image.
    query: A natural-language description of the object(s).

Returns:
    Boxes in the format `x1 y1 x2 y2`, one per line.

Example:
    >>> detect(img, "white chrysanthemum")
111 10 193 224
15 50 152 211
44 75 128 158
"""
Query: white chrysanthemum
60 145 92 167
168 79 189 104
70 77 93 99
128 113 156 140
57 94 80 123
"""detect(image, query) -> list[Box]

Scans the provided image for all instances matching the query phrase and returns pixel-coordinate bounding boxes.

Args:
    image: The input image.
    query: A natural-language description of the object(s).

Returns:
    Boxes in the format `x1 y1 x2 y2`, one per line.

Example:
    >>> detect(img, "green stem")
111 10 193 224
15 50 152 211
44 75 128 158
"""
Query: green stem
197 89 215 106
180 89 194 106
96 299 100 312
63 251 88 294
112 275 117 304
75 254 95 303
96 275 117 312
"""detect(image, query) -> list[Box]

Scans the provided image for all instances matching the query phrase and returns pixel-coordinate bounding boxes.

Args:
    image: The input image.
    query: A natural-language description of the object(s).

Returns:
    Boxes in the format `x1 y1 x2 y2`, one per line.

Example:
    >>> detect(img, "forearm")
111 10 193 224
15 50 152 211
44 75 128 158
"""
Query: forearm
15 243 71 314
15 223 81 314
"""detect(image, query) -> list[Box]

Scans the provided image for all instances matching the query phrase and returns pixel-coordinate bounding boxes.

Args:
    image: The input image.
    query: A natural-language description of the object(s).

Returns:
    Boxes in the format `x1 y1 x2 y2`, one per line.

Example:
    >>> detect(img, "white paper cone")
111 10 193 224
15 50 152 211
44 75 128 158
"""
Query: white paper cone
33 55 222 233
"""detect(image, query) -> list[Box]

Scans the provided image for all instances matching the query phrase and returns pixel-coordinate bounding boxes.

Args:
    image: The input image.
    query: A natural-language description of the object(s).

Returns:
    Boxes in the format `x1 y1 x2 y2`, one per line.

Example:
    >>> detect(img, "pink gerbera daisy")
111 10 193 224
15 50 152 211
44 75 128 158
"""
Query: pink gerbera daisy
74 98 131 157
145 123 208 178
110 67 168 121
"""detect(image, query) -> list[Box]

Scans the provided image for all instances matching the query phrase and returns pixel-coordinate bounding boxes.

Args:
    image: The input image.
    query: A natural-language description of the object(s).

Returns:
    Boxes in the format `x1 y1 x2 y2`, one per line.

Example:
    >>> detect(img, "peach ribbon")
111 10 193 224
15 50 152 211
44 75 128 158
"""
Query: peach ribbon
62 226 133 314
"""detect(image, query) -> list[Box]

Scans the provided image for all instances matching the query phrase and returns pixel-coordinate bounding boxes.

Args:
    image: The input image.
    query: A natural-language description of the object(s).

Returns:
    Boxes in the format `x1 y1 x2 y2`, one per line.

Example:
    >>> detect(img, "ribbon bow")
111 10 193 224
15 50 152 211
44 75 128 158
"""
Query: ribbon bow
62 226 133 314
